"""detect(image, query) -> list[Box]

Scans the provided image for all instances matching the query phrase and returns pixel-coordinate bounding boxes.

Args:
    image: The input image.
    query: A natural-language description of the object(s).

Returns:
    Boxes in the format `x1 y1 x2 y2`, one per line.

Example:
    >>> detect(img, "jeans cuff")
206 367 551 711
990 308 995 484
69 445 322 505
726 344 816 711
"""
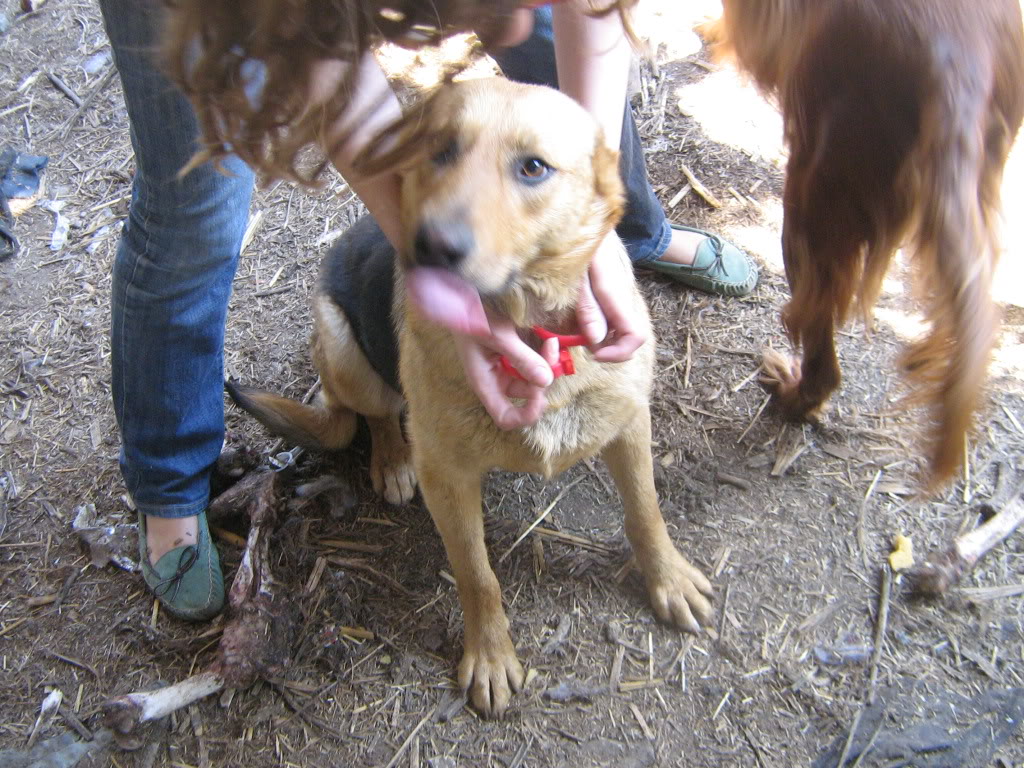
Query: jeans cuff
628 219 674 266
133 497 210 519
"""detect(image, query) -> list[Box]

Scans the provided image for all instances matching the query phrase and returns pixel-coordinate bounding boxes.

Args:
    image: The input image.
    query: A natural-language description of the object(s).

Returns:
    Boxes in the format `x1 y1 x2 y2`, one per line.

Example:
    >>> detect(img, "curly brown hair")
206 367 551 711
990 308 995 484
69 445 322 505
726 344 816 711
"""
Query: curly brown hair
162 0 638 184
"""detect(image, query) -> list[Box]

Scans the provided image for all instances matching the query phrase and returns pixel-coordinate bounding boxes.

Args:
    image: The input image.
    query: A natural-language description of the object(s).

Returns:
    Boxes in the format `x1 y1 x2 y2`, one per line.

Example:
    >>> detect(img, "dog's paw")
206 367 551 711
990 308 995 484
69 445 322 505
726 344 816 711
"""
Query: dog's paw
368 416 417 504
760 348 802 395
370 438 417 505
643 550 714 634
458 630 524 718
760 348 826 422
372 456 417 505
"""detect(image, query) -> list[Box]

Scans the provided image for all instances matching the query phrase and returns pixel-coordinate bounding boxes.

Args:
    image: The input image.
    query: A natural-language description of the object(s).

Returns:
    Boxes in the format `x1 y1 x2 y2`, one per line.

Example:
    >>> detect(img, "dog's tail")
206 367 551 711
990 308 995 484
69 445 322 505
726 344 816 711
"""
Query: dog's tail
226 380 357 451
901 77 1004 489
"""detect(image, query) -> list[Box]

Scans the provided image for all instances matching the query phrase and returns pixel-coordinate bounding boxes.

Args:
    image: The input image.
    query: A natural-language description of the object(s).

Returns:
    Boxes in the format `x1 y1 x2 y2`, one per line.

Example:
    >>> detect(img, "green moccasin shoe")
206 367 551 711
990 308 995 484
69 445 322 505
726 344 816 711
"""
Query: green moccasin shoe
643 223 759 297
138 510 225 621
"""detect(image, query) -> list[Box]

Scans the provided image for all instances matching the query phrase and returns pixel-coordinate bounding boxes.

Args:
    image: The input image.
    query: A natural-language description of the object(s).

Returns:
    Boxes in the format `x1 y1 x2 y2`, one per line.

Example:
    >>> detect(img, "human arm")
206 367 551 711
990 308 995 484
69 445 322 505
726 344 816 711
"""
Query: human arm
552 1 647 362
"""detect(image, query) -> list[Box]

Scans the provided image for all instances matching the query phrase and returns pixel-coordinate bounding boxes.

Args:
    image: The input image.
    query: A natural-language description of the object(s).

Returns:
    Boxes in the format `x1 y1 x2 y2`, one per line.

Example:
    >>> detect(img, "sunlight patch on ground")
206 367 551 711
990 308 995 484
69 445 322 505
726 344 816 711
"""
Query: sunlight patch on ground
992 330 1024 382
994 138 1024 309
675 70 786 167
727 198 784 273
632 0 719 61
880 271 908 300
872 306 928 344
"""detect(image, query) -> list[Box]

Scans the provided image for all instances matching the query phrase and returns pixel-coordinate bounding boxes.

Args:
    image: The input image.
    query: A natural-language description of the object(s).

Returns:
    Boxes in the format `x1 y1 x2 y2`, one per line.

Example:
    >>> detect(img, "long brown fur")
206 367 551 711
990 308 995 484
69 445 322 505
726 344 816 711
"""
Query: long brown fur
162 0 640 184
707 0 1024 489
229 78 713 717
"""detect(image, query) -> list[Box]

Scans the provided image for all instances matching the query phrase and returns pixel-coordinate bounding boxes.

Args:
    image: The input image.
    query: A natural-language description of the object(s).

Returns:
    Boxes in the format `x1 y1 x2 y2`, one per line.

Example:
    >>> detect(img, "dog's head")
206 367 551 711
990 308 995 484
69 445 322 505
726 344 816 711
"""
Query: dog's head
360 78 624 324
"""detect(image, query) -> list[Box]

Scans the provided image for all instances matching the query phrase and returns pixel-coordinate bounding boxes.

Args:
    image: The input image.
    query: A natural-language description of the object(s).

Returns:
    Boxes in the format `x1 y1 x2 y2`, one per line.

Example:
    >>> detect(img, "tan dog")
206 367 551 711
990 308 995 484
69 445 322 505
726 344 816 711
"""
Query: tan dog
229 78 712 717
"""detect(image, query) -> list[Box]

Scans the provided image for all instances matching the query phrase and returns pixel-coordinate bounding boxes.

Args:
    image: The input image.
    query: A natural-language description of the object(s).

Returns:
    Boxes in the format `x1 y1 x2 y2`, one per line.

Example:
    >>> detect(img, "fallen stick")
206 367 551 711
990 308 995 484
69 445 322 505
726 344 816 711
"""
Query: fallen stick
679 163 723 209
55 67 116 140
913 489 1024 595
867 565 891 704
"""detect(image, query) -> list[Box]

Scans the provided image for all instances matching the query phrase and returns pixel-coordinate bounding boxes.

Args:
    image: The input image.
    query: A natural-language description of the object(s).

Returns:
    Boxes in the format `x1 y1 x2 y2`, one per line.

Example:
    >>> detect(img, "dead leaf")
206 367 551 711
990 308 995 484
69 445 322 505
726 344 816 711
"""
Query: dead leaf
889 534 914 571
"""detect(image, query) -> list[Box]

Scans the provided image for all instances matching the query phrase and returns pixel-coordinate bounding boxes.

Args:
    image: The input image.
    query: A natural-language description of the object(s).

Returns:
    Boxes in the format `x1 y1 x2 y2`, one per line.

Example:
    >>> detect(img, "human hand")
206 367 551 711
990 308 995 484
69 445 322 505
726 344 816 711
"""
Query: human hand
575 233 647 362
454 311 559 431
407 267 558 429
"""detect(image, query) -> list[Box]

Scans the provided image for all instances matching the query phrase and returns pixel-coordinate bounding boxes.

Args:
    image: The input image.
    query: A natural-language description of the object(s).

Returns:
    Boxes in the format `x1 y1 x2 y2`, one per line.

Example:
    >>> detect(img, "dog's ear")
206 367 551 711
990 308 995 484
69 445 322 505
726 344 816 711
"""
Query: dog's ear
592 136 625 229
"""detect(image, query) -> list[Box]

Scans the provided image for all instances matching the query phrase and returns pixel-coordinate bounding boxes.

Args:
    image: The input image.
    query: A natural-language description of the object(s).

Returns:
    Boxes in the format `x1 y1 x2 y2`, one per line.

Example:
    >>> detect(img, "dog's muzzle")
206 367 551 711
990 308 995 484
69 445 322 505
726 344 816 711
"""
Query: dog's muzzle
413 220 475 271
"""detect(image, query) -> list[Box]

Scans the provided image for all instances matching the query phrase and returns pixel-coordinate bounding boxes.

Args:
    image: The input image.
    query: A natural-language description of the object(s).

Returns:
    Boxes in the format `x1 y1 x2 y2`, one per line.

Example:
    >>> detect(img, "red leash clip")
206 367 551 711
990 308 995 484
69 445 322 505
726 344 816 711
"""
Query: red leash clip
499 326 587 382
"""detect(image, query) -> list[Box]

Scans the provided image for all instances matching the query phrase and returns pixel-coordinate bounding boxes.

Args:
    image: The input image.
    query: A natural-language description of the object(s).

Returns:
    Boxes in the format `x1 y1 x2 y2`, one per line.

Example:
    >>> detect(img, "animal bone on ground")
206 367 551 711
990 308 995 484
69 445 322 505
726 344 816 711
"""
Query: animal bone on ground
102 468 298 749
913 489 1024 595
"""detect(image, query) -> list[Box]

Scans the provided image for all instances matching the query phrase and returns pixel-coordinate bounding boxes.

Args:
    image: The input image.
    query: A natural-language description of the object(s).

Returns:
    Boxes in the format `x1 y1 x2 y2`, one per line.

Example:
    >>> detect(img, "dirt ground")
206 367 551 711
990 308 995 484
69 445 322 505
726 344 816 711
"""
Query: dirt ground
2 1 1024 766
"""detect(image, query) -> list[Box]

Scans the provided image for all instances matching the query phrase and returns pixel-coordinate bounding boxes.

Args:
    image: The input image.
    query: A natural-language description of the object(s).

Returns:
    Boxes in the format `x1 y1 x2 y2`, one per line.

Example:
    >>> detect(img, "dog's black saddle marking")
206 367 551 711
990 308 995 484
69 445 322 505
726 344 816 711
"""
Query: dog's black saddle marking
320 216 401 392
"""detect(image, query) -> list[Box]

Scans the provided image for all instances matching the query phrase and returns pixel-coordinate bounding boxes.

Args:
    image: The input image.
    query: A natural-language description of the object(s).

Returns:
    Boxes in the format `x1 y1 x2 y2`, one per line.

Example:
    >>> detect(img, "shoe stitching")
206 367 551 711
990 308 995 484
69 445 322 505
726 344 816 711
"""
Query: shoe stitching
653 235 757 286
151 544 200 602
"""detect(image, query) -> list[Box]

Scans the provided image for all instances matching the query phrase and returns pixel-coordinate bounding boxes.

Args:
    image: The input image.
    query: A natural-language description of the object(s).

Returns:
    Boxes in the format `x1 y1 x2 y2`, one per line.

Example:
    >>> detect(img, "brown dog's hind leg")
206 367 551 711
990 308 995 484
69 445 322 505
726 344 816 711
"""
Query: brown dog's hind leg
313 295 416 504
602 406 713 633
766 309 840 424
416 459 523 718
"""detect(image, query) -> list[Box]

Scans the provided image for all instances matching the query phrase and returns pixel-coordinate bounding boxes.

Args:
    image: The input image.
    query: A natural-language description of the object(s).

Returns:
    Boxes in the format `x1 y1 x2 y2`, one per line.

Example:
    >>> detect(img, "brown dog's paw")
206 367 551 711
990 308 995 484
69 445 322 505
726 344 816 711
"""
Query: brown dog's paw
369 439 417 505
371 454 417 505
644 550 714 634
368 415 417 504
760 348 802 397
760 348 826 422
458 631 524 718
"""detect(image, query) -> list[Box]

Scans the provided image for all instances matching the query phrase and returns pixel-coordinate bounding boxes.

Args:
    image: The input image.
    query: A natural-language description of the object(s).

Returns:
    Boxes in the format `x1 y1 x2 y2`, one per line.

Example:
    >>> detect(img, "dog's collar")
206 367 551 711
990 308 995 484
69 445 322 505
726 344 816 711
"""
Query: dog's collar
500 325 588 382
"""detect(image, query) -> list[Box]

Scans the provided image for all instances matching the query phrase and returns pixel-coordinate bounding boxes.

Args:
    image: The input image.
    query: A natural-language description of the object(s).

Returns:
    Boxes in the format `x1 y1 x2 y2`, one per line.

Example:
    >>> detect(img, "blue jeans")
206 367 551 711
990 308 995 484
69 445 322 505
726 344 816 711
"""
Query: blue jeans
100 3 666 519
101 0 254 518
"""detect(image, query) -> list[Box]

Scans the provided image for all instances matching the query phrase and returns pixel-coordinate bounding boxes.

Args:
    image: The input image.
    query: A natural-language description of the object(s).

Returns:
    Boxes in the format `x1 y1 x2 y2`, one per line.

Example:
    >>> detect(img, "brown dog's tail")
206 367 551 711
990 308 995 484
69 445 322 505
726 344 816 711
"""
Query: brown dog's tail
226 380 357 451
902 88 1003 489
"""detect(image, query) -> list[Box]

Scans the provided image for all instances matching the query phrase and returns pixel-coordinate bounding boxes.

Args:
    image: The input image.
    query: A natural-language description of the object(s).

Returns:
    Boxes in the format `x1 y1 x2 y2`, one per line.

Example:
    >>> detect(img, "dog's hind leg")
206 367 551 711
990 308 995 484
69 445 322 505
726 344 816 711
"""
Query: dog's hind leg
416 458 523 718
767 157 855 422
602 405 713 634
312 294 415 504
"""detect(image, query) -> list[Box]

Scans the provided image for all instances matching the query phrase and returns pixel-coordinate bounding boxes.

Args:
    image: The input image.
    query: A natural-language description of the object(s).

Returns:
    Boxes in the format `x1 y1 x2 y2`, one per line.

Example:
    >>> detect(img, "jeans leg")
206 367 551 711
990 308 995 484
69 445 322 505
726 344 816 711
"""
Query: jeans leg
100 0 254 518
492 9 672 264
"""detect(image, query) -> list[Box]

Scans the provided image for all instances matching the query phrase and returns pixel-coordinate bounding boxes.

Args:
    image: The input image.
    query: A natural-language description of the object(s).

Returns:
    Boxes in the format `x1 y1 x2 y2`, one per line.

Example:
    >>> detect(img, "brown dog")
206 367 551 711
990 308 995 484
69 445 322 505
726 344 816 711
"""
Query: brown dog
228 78 712 717
706 0 1024 488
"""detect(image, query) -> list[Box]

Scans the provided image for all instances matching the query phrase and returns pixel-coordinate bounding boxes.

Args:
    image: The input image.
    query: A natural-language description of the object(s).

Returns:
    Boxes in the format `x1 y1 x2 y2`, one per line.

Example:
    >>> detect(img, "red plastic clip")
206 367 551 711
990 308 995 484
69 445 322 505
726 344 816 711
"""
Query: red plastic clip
499 325 587 382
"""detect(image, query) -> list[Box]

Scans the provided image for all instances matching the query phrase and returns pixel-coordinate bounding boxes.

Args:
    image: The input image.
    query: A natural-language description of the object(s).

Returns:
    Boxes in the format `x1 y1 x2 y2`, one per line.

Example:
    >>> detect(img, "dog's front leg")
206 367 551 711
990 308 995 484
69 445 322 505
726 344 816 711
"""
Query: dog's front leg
417 459 524 718
602 406 714 633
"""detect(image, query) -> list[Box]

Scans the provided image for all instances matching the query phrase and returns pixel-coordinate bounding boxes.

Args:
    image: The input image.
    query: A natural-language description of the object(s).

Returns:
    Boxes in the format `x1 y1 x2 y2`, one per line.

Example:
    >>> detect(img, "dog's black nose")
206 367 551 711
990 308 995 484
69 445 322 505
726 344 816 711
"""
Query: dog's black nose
413 221 474 270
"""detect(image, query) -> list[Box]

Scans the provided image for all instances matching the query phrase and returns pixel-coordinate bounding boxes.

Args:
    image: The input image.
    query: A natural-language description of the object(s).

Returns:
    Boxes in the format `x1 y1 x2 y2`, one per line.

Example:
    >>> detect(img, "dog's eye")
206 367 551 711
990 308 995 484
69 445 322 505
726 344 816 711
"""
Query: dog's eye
432 138 458 166
517 157 553 183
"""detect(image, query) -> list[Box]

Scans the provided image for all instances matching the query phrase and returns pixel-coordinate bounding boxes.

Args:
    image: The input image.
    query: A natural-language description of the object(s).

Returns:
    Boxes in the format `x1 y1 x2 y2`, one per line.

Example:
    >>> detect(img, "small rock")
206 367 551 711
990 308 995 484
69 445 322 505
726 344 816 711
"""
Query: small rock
543 681 604 703
420 624 445 653
813 640 873 667
82 50 111 75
